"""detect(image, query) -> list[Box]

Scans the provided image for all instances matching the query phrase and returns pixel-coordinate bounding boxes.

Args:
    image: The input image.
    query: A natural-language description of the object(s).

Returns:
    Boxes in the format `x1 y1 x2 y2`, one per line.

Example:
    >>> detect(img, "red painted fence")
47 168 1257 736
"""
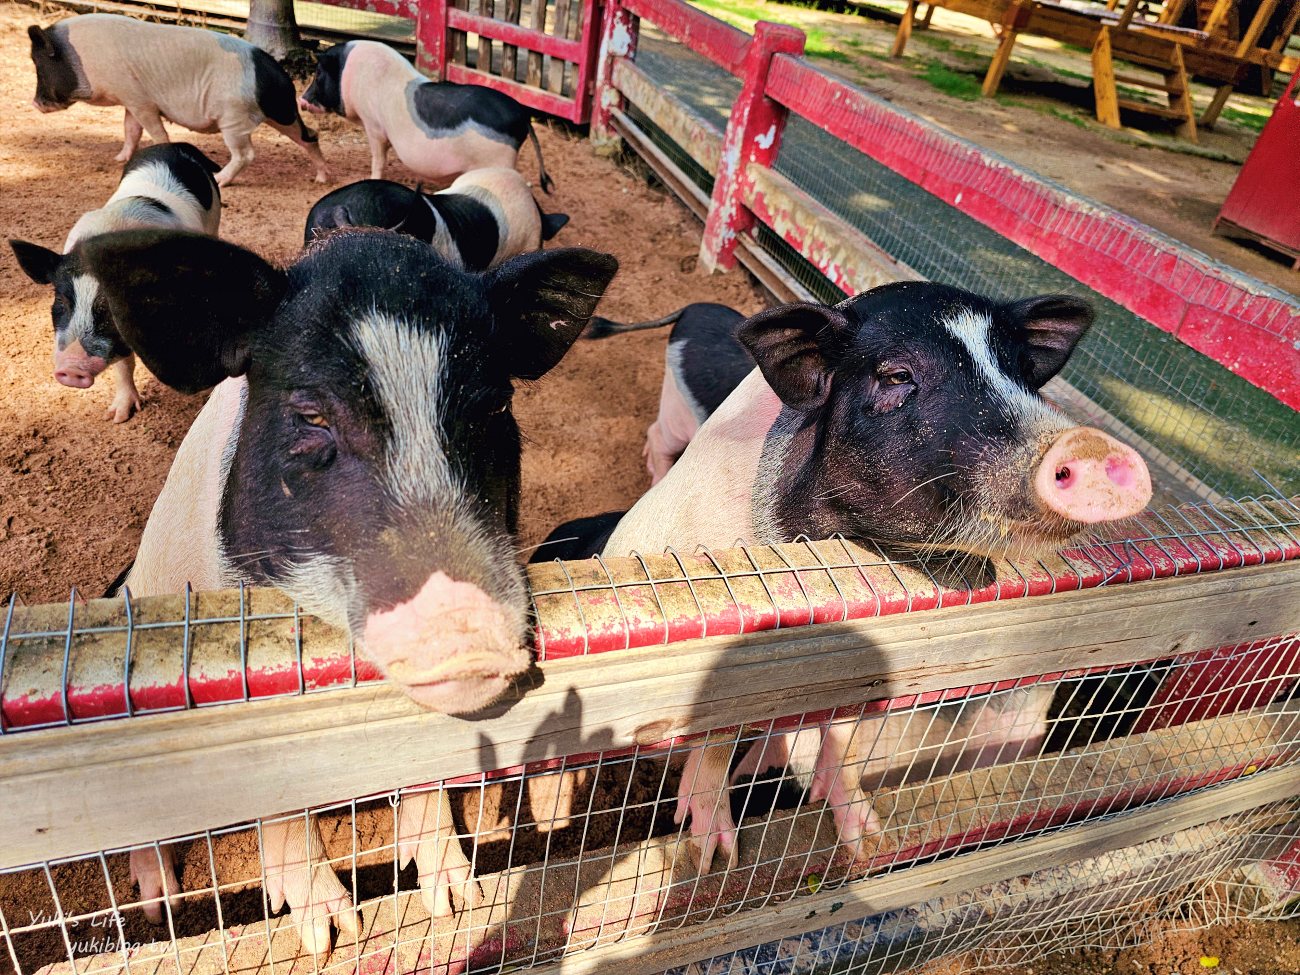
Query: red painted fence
589 0 1300 408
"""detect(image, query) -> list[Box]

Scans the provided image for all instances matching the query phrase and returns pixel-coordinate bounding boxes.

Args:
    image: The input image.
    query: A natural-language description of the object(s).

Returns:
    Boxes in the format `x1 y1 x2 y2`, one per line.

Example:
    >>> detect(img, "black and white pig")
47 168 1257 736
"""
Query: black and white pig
10 142 223 422
299 40 553 191
542 282 1153 872
72 227 616 948
304 170 569 269
583 303 754 484
27 13 329 186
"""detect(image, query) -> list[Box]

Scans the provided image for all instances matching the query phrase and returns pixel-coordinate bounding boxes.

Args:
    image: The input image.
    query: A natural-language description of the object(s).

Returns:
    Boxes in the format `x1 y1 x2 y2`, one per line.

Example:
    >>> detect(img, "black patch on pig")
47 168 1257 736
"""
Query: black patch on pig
406 79 532 147
429 194 499 271
125 143 222 212
246 45 301 126
304 180 440 245
302 42 347 115
539 211 569 241
126 196 174 219
28 22 87 110
529 513 624 563
668 303 752 418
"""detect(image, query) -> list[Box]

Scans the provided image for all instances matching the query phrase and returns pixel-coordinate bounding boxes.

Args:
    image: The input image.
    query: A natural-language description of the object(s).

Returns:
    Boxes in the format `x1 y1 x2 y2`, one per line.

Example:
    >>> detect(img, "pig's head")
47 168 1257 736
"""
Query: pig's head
10 238 130 388
742 282 1152 561
27 23 89 113
76 228 618 713
299 42 351 117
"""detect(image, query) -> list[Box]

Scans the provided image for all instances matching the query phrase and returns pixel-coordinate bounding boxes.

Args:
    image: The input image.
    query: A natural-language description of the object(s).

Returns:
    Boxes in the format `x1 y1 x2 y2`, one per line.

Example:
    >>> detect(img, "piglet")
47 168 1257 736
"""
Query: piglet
300 40 553 191
10 142 222 422
73 227 616 948
547 283 1153 872
27 13 329 186
584 303 753 484
304 170 568 270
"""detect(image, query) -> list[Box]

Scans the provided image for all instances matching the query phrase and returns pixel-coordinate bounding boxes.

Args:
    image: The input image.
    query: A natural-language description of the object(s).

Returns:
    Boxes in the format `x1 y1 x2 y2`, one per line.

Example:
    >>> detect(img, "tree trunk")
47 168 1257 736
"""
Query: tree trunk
245 0 303 60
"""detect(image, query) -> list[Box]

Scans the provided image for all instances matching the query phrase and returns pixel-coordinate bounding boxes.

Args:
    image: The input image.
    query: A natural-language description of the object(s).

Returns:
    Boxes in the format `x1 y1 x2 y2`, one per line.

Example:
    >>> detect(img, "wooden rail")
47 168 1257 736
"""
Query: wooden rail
4 558 1299 868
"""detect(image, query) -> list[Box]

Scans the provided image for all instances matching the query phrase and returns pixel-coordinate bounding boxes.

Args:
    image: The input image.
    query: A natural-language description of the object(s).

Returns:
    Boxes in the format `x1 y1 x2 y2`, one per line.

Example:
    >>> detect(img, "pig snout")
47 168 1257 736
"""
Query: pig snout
362 571 531 714
298 96 324 115
53 346 108 389
1034 427 1152 524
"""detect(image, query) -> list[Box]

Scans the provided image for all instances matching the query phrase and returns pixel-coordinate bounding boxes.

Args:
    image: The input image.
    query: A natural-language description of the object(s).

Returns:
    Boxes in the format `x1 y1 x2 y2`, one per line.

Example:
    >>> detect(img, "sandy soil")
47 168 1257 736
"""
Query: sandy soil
1 3 1298 974
0 1 763 602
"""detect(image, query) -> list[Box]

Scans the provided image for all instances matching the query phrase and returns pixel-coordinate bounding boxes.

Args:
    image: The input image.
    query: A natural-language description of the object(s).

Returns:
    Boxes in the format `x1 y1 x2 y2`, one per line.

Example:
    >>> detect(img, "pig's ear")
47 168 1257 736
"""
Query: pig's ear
10 239 62 284
28 25 54 55
736 303 855 412
1006 294 1093 389
487 247 619 381
539 212 569 241
78 230 287 394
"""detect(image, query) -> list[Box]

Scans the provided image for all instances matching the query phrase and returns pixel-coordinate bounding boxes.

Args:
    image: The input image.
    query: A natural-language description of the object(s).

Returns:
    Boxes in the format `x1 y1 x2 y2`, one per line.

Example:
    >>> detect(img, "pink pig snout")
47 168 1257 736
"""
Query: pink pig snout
362 572 531 715
1034 427 1152 524
298 97 324 115
54 345 108 389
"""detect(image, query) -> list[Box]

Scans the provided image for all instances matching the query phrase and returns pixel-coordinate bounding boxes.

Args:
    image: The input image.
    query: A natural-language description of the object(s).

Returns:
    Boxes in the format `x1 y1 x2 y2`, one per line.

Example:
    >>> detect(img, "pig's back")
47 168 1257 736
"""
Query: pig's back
124 378 246 596
602 369 782 555
66 16 274 131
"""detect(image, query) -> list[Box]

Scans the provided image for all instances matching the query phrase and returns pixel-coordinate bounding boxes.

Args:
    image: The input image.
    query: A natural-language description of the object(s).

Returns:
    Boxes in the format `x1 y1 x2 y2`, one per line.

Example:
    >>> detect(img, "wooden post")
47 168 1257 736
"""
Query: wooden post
699 20 806 273
1092 26 1121 127
892 0 918 57
417 0 449 78
983 1 1031 97
591 0 639 150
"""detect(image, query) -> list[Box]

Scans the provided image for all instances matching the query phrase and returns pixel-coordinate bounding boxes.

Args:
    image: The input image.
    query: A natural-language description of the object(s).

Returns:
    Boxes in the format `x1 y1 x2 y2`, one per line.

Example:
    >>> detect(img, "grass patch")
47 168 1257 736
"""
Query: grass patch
920 60 982 99
1220 104 1269 132
687 0 856 63
1046 105 1088 127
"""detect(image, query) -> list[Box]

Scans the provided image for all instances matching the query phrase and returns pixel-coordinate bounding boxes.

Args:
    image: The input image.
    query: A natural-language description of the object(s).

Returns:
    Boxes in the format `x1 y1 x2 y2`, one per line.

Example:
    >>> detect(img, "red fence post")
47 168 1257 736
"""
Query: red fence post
591 0 639 151
699 21 805 273
417 0 449 79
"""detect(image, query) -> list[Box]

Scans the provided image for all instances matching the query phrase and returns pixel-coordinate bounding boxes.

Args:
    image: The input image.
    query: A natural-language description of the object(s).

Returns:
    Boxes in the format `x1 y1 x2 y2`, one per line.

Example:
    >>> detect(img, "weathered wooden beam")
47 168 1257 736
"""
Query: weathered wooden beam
611 58 724 172
3 559 1299 867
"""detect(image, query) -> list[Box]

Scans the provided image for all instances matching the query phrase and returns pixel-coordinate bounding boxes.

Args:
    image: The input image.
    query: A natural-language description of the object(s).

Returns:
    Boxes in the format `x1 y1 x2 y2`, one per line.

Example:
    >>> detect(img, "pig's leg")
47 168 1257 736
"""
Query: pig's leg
729 730 793 785
643 357 700 485
215 128 256 187
126 105 170 150
951 686 1054 773
674 739 739 873
397 791 482 919
528 767 591 833
105 356 143 423
128 843 183 923
365 128 391 180
262 817 358 957
807 722 881 859
115 111 144 163
266 119 330 184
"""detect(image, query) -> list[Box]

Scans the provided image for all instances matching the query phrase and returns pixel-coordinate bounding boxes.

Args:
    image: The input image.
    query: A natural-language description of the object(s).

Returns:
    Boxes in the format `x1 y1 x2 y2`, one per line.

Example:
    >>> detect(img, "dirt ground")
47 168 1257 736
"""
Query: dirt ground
1 2 1299 974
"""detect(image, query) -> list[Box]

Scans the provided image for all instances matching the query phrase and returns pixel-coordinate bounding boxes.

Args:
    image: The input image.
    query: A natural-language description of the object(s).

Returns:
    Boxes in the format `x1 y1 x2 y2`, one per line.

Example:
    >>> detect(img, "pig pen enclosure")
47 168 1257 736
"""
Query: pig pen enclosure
2 0 1300 972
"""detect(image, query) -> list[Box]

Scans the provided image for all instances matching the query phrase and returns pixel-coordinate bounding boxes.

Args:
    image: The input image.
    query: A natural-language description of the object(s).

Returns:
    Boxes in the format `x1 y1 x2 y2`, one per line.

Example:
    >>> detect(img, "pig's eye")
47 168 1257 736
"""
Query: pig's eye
879 368 913 386
300 412 330 429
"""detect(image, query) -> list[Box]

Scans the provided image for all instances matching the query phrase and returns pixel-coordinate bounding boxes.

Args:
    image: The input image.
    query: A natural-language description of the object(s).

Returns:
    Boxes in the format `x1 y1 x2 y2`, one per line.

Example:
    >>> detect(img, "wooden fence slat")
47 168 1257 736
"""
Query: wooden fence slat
477 0 494 74
448 7 583 61
527 0 549 87
502 0 523 79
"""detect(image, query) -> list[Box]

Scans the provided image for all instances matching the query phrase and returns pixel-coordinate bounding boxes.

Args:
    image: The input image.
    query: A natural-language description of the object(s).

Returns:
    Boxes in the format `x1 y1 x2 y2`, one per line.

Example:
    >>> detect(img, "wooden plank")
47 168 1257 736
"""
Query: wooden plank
526 0 548 87
448 6 583 60
4 560 1299 868
520 762 1300 975
444 61 578 115
501 0 522 79
549 0 574 91
613 58 725 171
622 0 753 75
742 164 924 294
477 0 494 73
1094 27 1123 127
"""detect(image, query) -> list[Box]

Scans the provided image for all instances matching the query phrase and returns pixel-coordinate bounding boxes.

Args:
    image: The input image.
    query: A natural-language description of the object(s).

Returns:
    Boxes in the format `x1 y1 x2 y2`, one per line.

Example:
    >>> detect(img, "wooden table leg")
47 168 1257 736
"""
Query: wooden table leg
892 0 919 58
1092 26 1121 127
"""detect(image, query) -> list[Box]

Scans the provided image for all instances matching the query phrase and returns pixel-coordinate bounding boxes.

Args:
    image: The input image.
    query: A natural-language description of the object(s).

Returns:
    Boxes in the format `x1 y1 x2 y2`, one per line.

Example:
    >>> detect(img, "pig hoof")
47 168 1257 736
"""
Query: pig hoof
674 792 738 874
398 792 483 921
129 846 183 924
106 393 143 423
114 149 132 163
